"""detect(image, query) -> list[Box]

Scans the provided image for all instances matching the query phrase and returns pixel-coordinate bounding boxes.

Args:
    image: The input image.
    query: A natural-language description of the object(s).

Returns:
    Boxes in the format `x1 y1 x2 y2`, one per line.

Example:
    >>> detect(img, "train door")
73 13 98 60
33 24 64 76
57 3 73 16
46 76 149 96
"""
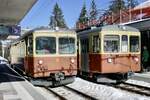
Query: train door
129 35 141 72
80 38 89 73
25 35 33 74
141 30 150 68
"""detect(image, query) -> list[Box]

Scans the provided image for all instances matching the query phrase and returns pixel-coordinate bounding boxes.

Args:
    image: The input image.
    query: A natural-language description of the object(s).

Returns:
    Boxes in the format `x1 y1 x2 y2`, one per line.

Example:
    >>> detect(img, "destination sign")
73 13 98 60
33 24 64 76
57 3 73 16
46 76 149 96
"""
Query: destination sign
0 25 21 36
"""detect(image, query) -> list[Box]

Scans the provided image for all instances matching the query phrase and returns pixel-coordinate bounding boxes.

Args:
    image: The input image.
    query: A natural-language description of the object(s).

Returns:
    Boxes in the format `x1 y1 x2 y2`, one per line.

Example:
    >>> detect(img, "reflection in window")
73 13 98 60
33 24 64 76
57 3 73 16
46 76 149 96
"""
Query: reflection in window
104 35 120 53
93 35 100 53
121 35 128 52
59 37 75 54
130 36 139 52
36 37 56 54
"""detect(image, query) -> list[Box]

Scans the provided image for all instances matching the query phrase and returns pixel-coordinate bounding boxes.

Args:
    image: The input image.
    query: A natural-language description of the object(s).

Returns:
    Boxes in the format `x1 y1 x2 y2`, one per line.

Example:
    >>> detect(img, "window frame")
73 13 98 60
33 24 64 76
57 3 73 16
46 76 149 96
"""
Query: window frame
35 36 56 55
92 35 100 53
58 37 76 54
103 35 120 53
129 35 140 53
27 35 33 55
121 35 128 53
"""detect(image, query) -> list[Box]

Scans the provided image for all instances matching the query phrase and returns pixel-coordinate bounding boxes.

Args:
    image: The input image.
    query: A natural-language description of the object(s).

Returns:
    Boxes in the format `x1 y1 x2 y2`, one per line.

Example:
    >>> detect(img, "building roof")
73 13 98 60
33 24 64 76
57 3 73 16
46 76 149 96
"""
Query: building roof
0 0 37 25
134 0 150 10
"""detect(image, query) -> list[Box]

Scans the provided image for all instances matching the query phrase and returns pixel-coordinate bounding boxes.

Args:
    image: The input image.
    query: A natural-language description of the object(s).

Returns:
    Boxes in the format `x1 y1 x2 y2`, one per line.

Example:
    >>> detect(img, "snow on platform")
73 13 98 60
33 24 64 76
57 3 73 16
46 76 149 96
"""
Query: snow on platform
0 64 50 100
126 79 150 88
68 78 150 100
0 56 8 64
35 87 60 100
134 72 150 78
130 72 150 83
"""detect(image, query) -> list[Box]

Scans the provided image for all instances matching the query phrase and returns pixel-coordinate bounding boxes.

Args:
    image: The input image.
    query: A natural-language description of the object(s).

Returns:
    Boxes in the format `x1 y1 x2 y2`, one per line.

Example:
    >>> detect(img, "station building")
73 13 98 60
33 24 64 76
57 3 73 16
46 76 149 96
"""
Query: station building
0 0 37 57
122 0 150 67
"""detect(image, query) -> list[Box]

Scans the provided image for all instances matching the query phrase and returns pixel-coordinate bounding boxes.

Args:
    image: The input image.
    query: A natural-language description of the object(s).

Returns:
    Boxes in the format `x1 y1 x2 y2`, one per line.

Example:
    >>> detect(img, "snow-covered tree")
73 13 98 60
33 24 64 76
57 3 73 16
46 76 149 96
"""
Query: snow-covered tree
49 3 67 28
109 0 126 13
78 3 88 23
89 0 98 20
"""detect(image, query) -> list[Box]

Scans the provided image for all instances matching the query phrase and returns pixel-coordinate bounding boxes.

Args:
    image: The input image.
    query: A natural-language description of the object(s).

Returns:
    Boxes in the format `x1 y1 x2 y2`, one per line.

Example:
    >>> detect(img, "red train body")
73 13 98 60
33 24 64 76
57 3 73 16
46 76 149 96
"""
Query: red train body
77 25 141 82
10 28 77 86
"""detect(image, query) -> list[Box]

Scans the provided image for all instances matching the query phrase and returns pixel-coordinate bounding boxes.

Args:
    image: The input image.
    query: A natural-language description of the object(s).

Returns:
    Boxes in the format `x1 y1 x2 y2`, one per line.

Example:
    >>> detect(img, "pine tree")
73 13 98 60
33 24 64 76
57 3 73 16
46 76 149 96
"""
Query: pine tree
78 3 88 23
49 3 67 29
109 0 126 13
89 0 98 20
126 0 138 9
49 16 55 29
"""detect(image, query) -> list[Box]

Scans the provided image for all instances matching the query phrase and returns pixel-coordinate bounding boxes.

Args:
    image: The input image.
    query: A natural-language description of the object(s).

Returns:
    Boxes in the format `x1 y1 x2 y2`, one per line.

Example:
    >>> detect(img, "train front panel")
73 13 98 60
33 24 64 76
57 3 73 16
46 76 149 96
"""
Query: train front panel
24 32 77 78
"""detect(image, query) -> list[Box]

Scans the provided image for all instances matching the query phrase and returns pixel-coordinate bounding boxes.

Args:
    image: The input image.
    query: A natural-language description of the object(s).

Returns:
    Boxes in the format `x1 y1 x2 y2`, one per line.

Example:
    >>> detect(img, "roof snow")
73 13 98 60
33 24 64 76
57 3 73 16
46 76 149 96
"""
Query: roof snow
134 0 150 10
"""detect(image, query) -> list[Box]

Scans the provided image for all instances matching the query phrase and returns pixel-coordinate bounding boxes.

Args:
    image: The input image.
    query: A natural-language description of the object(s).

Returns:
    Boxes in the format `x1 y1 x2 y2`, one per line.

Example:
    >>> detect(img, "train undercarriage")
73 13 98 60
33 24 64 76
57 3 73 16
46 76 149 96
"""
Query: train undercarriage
29 76 75 87
78 70 134 84
10 64 75 87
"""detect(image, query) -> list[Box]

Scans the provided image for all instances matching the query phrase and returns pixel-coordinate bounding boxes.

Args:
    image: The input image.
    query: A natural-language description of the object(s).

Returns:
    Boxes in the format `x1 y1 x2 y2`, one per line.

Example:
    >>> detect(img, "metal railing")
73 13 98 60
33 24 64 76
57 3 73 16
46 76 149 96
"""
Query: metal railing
76 7 150 30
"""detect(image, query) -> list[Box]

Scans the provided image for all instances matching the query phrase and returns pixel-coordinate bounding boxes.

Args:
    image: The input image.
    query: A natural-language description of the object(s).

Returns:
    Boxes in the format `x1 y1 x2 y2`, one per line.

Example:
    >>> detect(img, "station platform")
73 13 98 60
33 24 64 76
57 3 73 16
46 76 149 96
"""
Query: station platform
131 72 150 83
0 64 47 100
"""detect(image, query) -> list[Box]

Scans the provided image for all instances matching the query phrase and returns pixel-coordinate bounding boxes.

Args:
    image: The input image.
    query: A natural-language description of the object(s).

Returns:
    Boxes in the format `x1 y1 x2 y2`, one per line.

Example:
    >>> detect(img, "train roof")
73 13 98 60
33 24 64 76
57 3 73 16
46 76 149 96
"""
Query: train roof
22 27 76 37
77 25 140 34
11 28 76 45
26 27 75 33
102 25 139 32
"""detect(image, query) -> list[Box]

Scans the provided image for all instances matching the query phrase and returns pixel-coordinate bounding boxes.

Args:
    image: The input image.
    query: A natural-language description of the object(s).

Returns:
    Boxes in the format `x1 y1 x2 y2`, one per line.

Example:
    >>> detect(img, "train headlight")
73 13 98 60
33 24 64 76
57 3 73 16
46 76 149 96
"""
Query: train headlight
107 58 112 63
134 57 139 62
71 58 75 64
38 60 43 65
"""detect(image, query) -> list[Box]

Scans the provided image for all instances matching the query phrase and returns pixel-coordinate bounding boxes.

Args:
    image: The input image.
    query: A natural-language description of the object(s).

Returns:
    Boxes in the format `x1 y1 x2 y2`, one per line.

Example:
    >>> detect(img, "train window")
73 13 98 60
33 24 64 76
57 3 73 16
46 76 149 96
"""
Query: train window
130 36 139 52
20 41 25 56
59 37 75 54
104 35 120 53
28 36 33 55
36 37 56 54
121 35 128 52
93 35 100 53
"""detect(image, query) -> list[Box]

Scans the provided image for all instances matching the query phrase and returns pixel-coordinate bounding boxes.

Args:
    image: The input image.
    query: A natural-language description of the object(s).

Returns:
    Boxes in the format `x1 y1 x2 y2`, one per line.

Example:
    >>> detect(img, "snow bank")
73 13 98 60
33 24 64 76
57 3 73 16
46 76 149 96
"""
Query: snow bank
68 78 150 100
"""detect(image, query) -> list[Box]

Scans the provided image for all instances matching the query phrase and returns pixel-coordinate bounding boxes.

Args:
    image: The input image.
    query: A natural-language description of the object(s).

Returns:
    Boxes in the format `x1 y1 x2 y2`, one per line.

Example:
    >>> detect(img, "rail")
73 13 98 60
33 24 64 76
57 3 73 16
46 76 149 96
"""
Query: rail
44 87 67 100
44 86 98 100
114 82 150 96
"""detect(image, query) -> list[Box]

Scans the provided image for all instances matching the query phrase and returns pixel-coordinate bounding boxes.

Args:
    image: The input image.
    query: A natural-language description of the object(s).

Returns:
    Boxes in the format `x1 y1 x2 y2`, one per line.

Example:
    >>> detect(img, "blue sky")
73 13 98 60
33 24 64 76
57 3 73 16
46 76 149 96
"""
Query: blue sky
20 0 145 29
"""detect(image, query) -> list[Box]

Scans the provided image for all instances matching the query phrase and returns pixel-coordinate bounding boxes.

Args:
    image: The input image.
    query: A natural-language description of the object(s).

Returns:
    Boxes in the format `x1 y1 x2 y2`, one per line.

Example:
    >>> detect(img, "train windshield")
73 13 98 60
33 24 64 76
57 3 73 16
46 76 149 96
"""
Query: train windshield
130 36 139 52
36 37 56 54
59 37 75 54
104 35 120 53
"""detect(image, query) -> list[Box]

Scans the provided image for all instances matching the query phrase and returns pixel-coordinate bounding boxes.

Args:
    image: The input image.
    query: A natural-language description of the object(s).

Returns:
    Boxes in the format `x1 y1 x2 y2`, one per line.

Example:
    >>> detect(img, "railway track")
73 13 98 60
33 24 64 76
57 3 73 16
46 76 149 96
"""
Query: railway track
8 64 150 98
114 82 150 96
44 86 98 100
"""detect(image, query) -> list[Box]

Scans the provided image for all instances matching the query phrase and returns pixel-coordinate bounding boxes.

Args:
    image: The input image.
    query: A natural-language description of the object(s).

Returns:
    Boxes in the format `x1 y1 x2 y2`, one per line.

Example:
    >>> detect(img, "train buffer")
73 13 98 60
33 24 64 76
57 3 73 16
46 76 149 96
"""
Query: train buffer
0 64 47 100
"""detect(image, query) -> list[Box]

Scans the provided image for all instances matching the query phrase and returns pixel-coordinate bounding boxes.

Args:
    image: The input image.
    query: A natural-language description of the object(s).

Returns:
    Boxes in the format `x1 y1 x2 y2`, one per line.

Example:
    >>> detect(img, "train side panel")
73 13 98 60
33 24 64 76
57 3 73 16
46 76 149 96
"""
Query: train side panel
77 25 141 81
28 56 77 77
89 54 140 73
24 31 77 78
10 41 26 66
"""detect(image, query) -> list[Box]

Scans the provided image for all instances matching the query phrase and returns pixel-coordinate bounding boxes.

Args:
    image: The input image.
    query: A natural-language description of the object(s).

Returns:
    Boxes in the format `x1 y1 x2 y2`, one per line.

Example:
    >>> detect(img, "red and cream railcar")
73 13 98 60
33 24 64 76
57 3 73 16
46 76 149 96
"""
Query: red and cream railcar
77 25 141 82
10 28 77 86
